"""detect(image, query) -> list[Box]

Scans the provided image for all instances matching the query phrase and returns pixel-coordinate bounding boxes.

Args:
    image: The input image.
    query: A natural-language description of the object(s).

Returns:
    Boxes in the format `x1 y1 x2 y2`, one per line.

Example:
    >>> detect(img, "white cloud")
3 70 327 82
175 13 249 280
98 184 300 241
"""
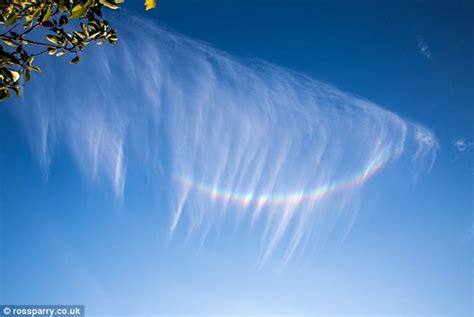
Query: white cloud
417 36 432 59
454 138 474 152
11 16 438 264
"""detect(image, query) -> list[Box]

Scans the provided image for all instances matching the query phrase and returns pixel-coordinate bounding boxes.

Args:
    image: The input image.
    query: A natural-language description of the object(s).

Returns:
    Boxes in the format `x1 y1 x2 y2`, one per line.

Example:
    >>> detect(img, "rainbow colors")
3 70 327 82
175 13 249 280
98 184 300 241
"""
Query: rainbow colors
175 143 403 208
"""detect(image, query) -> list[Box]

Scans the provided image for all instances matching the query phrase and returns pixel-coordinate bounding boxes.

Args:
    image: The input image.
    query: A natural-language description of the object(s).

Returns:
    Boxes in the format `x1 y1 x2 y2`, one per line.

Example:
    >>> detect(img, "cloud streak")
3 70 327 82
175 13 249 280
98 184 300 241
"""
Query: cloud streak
10 16 438 263
454 138 474 152
418 36 432 60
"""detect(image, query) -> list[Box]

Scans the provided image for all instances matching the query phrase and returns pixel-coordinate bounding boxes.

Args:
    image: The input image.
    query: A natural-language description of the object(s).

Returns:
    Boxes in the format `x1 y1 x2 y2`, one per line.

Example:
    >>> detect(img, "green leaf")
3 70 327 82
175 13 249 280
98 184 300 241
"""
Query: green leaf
6 14 17 26
31 6 44 19
46 35 60 45
70 56 80 64
80 23 90 37
85 0 95 9
0 89 10 101
58 0 68 12
145 0 156 10
11 85 21 97
73 31 85 40
99 0 120 9
71 4 86 18
59 15 68 27
41 7 52 23
2 39 17 47
10 71 20 82
47 47 57 55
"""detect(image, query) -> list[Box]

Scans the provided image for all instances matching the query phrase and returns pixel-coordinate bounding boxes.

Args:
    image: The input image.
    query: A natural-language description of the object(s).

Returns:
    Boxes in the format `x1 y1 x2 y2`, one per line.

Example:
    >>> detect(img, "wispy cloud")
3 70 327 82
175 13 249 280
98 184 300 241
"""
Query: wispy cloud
454 138 474 152
417 36 432 59
10 16 438 264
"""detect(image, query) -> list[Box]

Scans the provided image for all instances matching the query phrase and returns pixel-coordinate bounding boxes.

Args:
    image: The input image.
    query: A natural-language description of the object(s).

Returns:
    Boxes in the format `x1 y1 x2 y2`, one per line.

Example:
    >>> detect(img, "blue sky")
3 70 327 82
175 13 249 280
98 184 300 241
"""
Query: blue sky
0 1 473 316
